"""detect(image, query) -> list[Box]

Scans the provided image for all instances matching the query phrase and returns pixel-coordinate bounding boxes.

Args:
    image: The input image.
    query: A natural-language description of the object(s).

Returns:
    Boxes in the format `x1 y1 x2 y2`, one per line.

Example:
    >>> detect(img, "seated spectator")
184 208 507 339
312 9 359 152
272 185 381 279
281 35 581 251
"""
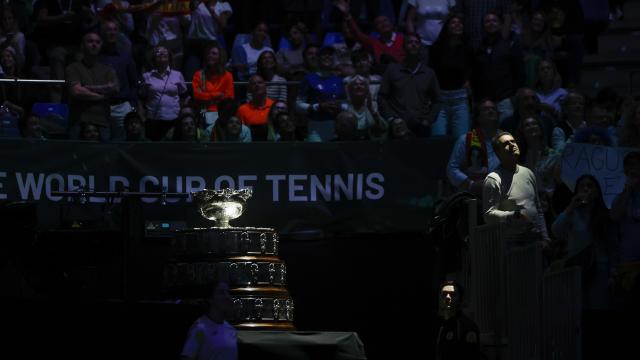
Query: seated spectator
140 45 188 141
295 46 347 142
447 99 501 195
0 7 25 59
585 102 618 146
124 111 148 142
619 101 640 148
334 0 405 65
551 91 586 151
79 122 100 141
208 98 251 142
534 59 567 114
276 22 307 79
266 100 290 141
344 75 387 140
165 113 208 142
552 174 614 310
192 43 234 127
231 21 273 81
596 87 620 123
215 115 252 142
388 117 416 140
429 13 474 138
0 46 25 121
237 74 274 141
333 110 367 141
20 113 45 140
273 112 297 142
344 49 382 111
500 87 555 147
520 11 559 86
66 32 119 141
378 33 441 138
516 116 560 217
256 51 287 102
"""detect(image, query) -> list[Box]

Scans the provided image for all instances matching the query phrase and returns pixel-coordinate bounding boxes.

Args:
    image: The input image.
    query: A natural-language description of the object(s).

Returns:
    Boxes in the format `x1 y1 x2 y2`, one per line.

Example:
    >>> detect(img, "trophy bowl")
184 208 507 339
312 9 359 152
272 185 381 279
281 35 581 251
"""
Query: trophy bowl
192 188 253 228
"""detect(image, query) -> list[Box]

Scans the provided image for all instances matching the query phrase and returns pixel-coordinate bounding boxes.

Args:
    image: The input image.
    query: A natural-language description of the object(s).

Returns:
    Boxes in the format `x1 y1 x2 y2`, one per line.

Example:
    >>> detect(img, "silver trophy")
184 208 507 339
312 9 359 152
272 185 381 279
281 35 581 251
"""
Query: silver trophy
192 188 253 228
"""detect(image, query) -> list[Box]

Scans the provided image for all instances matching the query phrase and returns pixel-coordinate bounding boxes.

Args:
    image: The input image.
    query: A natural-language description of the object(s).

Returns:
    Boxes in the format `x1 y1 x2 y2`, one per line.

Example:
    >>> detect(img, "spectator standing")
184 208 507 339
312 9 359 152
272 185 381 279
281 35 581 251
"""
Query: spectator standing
140 46 188 140
378 33 441 137
66 32 119 141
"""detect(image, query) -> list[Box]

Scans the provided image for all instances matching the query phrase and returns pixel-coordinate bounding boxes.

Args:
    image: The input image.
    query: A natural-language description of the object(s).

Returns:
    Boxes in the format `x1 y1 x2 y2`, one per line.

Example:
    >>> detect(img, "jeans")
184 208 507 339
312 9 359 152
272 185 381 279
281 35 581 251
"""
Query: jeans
110 101 134 141
431 88 470 138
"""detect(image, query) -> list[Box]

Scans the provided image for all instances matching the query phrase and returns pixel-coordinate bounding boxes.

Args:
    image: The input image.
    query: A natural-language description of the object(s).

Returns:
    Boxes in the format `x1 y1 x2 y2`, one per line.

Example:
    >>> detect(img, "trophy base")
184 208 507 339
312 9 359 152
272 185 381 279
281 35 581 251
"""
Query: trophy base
235 322 296 331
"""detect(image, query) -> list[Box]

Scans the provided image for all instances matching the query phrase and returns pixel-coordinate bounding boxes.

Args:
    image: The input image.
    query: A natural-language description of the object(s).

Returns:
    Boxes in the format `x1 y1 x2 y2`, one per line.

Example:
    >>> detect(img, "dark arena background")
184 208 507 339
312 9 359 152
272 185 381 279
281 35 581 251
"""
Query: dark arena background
2 0 640 359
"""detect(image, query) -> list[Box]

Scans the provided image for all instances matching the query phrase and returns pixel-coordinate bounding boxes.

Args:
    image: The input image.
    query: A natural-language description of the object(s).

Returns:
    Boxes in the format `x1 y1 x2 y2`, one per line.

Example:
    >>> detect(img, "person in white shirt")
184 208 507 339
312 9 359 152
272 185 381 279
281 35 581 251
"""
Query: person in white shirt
181 281 238 360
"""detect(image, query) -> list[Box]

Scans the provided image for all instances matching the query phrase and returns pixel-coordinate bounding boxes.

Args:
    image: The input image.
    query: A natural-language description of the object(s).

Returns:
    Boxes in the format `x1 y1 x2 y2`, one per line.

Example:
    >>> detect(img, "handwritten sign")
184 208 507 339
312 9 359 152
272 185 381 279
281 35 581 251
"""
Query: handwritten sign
560 143 637 208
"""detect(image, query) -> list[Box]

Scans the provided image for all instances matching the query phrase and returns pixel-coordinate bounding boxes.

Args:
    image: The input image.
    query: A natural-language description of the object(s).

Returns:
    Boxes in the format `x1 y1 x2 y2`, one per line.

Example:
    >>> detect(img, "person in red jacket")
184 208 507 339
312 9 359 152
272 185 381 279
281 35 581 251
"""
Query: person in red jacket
192 42 235 128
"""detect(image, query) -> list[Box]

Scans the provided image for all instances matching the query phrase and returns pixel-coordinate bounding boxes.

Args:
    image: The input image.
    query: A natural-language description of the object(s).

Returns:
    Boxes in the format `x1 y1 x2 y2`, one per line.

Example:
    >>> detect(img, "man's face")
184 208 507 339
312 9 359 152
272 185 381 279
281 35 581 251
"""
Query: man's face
348 78 368 98
248 75 266 96
127 118 143 137
289 26 304 47
391 118 409 139
318 50 335 70
518 89 538 115
438 284 461 319
483 14 501 34
374 16 392 35
588 106 614 128
538 61 554 82
448 17 463 36
354 55 372 75
522 117 542 140
24 116 42 138
564 94 585 118
181 117 196 138
304 47 319 70
477 101 498 128
253 23 269 45
82 124 100 140
276 114 295 134
83 33 102 56
226 116 242 136
404 35 421 56
102 21 119 44
497 134 520 161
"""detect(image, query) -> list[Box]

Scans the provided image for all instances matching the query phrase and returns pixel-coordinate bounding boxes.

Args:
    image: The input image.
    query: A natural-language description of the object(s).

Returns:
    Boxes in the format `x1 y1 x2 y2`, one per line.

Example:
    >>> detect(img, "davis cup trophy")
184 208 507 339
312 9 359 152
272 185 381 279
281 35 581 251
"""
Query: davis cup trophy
164 188 295 330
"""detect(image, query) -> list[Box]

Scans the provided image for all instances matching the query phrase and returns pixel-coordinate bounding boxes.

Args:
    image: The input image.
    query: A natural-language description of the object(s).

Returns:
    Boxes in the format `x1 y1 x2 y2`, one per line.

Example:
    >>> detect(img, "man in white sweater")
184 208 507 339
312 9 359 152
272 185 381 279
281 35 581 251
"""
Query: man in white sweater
482 131 550 248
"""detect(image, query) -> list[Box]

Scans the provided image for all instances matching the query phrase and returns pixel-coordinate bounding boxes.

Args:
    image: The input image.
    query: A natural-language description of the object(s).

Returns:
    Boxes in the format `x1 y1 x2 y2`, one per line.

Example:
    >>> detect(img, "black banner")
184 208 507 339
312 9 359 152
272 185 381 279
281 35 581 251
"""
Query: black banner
0 138 453 234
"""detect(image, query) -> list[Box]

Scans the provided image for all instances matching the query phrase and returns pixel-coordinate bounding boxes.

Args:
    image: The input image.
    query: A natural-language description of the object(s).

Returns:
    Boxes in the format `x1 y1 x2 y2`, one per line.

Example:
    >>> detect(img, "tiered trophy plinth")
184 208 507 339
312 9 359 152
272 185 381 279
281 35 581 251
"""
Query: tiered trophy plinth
163 189 295 330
